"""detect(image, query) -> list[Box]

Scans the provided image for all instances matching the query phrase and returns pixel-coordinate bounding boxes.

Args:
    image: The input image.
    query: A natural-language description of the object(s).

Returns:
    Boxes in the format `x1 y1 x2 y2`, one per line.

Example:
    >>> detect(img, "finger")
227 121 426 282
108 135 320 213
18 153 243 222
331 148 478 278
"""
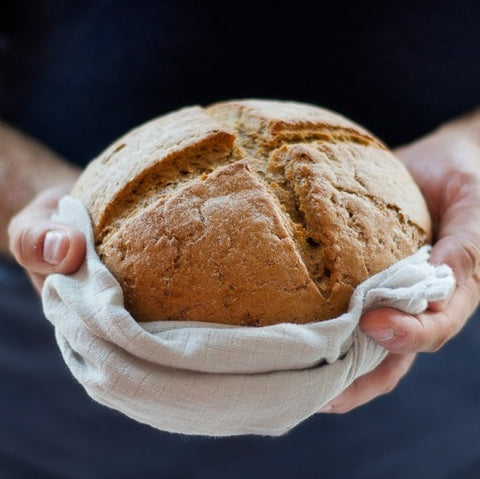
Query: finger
8 186 86 277
360 273 480 353
429 151 480 284
319 353 416 414
9 218 86 276
396 139 480 285
430 193 480 286
431 232 480 286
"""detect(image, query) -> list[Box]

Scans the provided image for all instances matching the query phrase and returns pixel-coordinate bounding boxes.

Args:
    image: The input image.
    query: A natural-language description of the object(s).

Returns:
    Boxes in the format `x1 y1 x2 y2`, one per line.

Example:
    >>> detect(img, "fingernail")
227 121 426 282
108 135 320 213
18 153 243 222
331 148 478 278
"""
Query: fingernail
43 230 69 265
367 328 396 343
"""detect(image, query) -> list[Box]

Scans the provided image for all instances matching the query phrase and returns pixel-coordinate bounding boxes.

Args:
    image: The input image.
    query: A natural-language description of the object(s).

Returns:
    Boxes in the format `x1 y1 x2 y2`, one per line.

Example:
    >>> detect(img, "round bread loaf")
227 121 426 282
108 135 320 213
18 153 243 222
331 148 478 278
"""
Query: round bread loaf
71 99 431 326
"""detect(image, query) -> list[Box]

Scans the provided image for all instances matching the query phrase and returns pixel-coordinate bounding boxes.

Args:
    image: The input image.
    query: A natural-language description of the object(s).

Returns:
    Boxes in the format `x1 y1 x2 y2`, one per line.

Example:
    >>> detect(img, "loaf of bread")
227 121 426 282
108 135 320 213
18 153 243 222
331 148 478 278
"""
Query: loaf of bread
71 99 431 326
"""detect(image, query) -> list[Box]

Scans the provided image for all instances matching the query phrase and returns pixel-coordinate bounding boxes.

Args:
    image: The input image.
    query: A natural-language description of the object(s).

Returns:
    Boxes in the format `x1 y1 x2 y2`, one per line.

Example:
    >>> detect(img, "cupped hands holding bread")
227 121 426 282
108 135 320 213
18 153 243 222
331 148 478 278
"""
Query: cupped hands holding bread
8 99 480 413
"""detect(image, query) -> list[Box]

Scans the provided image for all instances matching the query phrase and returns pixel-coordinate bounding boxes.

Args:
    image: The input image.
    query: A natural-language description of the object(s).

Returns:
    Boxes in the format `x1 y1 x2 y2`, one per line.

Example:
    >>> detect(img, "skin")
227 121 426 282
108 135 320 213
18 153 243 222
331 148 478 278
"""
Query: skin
4 109 480 413
0 123 85 290
321 112 480 412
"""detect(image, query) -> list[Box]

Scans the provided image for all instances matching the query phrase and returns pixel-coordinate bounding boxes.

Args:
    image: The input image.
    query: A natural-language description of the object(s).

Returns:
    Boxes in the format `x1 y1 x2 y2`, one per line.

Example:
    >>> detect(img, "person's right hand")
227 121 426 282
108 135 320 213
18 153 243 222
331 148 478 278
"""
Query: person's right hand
8 187 86 293
319 127 480 414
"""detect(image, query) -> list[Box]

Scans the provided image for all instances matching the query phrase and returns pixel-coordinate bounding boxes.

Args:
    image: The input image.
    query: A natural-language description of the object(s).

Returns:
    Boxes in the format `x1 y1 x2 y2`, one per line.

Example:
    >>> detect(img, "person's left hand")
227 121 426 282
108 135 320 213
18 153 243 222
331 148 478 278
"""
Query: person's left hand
320 129 480 413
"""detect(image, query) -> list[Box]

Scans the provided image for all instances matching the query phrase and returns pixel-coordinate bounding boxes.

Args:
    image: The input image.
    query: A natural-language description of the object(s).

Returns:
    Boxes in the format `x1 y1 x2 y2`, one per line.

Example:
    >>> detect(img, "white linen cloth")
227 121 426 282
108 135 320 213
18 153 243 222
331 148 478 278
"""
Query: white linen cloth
42 196 455 437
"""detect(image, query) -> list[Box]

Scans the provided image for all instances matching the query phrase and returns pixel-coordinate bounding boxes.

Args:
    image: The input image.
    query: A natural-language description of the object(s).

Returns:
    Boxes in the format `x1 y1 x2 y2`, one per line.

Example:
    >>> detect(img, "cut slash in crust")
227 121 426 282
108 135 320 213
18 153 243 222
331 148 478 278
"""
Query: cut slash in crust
72 99 431 326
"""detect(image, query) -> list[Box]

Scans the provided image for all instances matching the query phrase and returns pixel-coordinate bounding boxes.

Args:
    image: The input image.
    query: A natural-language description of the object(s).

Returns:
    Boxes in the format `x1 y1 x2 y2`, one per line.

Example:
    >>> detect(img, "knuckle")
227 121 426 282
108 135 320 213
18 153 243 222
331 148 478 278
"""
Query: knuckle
439 235 480 285
445 167 477 199
459 238 480 280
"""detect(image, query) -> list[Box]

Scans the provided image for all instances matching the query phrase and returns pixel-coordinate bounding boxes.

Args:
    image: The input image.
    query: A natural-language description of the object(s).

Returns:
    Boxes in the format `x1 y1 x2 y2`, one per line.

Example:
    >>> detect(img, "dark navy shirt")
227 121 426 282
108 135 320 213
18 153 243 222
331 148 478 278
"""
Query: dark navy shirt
1 2 480 478
1 0 479 165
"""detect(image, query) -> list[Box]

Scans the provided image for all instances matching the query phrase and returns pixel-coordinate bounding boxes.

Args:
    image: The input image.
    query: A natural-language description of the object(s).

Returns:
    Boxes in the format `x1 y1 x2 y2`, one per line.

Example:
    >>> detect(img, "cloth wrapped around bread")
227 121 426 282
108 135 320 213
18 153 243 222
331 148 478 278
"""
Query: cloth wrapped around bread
72 99 431 326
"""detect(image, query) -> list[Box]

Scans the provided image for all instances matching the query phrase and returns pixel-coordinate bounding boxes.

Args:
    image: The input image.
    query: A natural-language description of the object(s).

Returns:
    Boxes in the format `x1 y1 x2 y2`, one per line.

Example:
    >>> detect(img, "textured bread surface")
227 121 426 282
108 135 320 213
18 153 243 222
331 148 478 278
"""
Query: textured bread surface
72 99 431 326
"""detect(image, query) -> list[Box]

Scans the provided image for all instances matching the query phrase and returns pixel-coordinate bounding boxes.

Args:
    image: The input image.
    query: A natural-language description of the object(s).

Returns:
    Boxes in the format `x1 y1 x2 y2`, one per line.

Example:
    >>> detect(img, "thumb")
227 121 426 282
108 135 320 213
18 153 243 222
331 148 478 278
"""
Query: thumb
9 219 85 276
8 189 85 277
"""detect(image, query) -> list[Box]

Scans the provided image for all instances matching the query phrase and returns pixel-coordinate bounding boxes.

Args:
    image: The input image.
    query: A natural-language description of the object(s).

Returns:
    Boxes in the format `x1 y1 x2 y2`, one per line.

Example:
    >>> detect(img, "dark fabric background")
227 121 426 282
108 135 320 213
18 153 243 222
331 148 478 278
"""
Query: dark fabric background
1 1 480 478
1 1 479 164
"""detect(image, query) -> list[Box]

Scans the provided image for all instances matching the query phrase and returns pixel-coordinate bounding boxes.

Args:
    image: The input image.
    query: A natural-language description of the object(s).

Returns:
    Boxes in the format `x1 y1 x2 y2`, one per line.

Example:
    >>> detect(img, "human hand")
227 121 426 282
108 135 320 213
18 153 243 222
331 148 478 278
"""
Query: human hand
320 130 480 413
8 187 86 293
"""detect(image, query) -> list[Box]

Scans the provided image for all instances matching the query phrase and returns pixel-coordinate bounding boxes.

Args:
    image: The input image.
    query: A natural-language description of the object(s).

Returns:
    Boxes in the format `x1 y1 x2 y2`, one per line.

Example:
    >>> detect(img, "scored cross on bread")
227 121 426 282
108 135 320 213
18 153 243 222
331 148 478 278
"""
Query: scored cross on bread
72 99 431 326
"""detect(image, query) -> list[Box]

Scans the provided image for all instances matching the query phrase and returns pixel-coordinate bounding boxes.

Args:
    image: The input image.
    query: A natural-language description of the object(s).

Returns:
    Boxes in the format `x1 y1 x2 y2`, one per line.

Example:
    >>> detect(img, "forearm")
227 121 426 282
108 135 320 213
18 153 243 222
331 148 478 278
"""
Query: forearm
0 122 80 254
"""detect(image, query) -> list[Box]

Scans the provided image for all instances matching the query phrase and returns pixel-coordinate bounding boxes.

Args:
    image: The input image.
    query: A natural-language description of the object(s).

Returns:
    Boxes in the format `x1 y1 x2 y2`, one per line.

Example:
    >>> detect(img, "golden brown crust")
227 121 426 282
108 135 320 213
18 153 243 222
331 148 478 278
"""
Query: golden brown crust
71 106 236 243
72 99 432 325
